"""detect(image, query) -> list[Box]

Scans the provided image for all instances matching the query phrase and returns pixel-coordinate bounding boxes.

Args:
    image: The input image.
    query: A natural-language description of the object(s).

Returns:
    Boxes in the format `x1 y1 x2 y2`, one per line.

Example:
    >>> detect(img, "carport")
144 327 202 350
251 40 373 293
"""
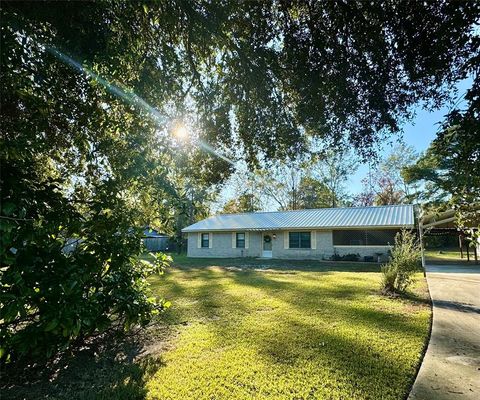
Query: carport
419 206 480 266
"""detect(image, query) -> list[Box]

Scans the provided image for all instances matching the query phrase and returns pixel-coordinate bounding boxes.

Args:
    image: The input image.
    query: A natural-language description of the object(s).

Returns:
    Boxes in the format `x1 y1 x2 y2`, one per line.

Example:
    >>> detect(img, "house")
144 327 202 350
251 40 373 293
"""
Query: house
182 204 415 260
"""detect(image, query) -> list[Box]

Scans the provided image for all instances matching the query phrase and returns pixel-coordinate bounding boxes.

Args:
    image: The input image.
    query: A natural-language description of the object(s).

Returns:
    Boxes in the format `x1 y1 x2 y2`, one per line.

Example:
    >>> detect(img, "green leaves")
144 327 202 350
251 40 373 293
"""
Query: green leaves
402 78 480 206
381 230 422 295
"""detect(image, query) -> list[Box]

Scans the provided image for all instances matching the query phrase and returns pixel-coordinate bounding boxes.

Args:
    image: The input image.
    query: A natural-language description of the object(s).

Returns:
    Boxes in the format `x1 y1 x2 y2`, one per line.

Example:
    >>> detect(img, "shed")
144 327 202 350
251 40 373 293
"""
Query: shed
143 228 169 252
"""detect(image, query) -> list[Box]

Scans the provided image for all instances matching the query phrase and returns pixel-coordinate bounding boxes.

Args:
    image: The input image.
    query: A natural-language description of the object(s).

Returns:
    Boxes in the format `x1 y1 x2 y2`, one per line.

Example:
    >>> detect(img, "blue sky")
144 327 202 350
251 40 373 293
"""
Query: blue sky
348 78 472 194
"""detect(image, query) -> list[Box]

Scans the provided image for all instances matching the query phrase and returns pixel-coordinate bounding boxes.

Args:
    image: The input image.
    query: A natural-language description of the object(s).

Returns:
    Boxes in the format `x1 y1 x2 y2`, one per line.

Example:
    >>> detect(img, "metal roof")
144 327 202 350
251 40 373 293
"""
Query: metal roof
182 204 415 232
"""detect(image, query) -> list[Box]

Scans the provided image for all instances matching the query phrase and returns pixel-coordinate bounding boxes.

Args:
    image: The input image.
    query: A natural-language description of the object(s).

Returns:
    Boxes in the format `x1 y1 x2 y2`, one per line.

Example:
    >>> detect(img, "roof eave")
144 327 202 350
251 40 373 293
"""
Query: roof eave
182 224 414 233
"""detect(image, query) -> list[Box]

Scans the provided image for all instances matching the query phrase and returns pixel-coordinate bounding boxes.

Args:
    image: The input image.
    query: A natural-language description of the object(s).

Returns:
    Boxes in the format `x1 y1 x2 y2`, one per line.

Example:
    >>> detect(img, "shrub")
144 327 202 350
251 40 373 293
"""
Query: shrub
381 229 422 294
0 165 172 362
329 253 360 262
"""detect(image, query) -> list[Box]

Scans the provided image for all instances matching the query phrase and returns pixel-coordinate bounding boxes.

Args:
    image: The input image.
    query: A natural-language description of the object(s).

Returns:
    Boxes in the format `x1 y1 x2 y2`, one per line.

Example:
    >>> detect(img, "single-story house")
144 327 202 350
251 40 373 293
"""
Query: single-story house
181 204 415 261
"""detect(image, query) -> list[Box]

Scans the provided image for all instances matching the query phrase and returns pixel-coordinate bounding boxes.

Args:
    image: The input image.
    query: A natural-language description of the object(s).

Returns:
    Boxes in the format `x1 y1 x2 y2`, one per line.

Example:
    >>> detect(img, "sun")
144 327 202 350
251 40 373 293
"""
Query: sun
173 123 188 140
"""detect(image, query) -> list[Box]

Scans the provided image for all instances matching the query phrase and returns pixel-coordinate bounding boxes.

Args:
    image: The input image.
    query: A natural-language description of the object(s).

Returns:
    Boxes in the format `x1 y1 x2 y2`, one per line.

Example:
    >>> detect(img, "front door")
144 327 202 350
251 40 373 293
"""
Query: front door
262 233 273 258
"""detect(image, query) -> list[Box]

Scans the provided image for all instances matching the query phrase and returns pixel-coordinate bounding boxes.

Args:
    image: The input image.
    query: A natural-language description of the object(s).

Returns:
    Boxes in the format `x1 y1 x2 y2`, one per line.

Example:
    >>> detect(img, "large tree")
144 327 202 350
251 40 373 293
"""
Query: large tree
297 177 335 209
312 150 358 207
353 143 419 206
3 1 478 162
221 193 262 214
256 161 305 211
1 2 233 360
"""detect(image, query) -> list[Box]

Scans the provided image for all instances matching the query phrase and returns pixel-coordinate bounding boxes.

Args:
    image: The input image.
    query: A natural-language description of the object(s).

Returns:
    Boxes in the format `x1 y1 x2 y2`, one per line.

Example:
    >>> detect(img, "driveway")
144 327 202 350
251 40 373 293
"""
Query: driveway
409 264 480 400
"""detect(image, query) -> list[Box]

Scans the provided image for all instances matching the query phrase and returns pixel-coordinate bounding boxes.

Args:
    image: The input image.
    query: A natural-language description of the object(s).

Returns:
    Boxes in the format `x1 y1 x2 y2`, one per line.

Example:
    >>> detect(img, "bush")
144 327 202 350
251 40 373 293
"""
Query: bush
0 166 172 362
381 230 422 294
329 253 360 262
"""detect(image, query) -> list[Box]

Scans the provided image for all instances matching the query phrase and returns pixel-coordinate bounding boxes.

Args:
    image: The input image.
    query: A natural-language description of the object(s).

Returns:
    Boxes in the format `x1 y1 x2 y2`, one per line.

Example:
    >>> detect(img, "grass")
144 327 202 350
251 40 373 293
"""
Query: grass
424 247 477 264
145 256 430 400
4 256 431 400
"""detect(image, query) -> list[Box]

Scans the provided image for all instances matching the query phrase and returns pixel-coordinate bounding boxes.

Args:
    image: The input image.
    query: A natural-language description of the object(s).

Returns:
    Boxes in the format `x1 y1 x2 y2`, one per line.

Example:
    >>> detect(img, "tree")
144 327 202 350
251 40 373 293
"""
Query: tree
353 144 419 206
297 177 335 209
374 176 405 206
256 158 309 210
381 230 421 295
4 1 477 163
221 193 261 214
403 78 480 206
313 150 358 207
1 2 233 361
379 143 419 200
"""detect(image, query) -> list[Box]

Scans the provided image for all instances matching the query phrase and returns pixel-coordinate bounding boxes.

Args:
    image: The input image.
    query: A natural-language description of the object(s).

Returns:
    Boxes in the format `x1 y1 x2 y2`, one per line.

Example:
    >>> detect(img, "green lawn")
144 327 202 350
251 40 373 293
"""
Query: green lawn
143 256 430 400
424 247 477 264
4 256 431 400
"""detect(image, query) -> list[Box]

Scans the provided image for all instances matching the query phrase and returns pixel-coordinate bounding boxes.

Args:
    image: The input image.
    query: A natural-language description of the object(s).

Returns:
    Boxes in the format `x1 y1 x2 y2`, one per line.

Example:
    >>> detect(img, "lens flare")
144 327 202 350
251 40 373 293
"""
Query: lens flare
44 45 234 165
173 124 189 140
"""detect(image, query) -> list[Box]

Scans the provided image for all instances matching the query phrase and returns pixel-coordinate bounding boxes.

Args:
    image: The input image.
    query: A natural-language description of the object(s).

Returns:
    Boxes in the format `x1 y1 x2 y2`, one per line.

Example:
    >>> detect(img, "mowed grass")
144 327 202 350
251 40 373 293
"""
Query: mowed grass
4 256 431 400
424 247 474 263
143 256 431 400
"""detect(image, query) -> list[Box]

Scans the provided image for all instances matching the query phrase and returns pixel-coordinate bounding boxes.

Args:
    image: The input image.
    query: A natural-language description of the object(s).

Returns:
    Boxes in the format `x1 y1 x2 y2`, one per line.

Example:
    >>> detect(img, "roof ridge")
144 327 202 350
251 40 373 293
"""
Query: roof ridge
214 204 413 217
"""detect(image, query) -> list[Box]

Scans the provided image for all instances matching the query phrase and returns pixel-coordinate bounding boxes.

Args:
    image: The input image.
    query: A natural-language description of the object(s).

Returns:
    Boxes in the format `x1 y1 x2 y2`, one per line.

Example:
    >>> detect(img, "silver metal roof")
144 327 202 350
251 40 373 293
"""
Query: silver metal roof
182 204 415 232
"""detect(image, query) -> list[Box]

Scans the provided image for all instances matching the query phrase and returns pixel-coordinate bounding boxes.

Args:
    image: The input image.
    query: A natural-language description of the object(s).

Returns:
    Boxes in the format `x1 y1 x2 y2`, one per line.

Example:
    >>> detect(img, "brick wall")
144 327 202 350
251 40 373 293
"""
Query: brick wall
187 231 262 258
187 230 394 261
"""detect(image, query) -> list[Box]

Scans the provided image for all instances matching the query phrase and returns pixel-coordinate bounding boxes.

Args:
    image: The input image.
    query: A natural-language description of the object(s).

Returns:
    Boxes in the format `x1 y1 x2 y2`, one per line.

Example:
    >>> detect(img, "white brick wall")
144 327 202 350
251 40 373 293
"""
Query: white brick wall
187 231 262 258
187 230 393 261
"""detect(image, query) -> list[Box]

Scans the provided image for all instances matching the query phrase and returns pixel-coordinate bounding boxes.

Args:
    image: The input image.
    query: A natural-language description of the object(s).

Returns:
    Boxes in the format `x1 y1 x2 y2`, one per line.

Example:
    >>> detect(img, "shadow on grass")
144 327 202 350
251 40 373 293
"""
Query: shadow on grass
167 267 429 399
169 255 382 273
230 269 429 336
1 330 165 400
10 264 428 399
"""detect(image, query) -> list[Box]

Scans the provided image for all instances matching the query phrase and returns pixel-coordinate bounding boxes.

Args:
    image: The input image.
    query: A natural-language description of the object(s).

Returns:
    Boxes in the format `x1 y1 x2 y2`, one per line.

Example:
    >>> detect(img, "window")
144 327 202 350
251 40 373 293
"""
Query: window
289 232 311 249
236 232 245 248
332 230 366 246
201 233 209 248
332 229 400 246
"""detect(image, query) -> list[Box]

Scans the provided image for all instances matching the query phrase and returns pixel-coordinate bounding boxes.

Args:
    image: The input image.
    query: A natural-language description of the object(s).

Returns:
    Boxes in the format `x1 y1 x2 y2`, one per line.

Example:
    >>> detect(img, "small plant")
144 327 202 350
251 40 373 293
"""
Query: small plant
342 253 361 261
381 229 421 295
329 253 360 262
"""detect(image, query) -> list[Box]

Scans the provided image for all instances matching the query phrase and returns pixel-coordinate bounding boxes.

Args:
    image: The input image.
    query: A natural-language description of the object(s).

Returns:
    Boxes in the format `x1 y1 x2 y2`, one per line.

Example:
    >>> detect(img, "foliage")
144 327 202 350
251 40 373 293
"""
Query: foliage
381 230 422 294
1 0 471 163
297 176 335 209
255 158 308 210
160 176 220 253
312 149 358 207
221 193 261 214
374 176 405 205
353 143 419 206
329 253 361 262
402 78 480 206
0 2 222 361
379 143 419 200
251 150 356 211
